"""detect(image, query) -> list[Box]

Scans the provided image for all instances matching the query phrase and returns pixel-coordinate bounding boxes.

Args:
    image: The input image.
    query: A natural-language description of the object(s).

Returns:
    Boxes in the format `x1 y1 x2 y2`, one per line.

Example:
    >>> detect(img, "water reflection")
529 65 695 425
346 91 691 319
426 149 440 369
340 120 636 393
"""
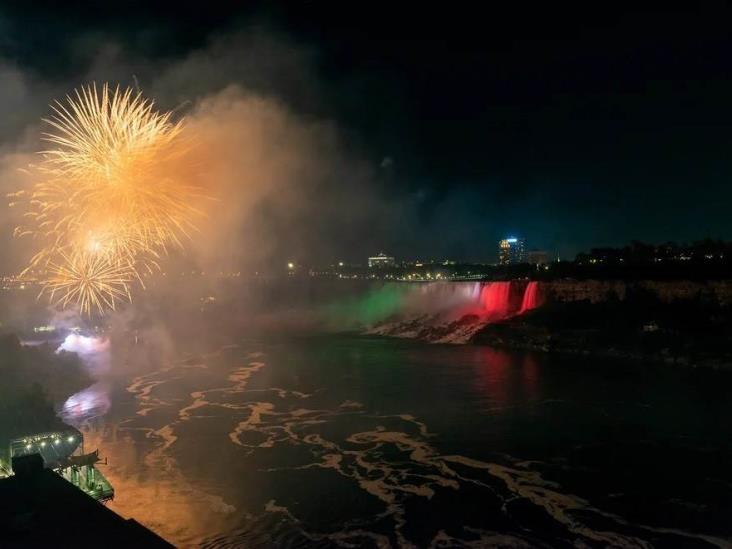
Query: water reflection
521 354 539 402
60 381 111 423
82 424 234 547
473 348 543 409
60 335 112 426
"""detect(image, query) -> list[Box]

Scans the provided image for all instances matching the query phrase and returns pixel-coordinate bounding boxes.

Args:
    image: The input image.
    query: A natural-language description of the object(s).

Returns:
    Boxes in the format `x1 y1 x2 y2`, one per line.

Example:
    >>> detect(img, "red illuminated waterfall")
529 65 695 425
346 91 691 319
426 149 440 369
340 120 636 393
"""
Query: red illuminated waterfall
519 281 541 313
478 282 512 316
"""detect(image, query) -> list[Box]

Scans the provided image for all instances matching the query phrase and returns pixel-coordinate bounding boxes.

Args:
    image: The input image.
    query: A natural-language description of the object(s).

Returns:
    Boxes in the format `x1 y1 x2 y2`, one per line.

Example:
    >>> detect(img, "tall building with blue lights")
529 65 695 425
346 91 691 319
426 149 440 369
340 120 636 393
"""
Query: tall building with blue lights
498 237 526 265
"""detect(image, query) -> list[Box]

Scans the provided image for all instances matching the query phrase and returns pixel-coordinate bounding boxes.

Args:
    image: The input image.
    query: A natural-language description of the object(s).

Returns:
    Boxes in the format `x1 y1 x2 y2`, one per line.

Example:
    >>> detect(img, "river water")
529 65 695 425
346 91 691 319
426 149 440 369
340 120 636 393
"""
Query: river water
62 334 732 548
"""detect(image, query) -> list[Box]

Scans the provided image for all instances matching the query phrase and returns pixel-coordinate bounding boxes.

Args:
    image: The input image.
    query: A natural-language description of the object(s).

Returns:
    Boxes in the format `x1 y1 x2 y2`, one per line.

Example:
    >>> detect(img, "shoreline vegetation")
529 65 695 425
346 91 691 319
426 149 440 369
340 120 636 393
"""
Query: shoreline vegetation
0 334 90 459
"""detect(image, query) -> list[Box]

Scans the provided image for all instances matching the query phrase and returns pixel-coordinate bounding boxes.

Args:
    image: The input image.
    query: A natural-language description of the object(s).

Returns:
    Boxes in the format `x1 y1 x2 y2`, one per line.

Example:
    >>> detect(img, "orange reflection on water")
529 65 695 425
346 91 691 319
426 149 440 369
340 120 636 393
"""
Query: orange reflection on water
82 422 235 547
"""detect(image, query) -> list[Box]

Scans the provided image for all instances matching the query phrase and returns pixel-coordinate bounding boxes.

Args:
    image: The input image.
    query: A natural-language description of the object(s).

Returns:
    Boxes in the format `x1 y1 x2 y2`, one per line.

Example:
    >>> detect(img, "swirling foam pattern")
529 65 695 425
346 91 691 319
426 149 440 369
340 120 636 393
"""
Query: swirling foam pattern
76 337 732 548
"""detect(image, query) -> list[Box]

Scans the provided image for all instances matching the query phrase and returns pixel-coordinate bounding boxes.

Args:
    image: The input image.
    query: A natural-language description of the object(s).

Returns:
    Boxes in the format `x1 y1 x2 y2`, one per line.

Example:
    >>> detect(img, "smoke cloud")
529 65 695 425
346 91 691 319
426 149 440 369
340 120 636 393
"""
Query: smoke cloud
0 24 419 338
0 26 407 276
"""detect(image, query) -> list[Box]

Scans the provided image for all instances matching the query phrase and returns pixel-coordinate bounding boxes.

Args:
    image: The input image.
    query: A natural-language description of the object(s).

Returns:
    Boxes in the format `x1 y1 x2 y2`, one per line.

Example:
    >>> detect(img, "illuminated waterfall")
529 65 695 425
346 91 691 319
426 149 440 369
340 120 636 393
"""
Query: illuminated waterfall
478 282 513 317
327 280 544 334
519 281 542 314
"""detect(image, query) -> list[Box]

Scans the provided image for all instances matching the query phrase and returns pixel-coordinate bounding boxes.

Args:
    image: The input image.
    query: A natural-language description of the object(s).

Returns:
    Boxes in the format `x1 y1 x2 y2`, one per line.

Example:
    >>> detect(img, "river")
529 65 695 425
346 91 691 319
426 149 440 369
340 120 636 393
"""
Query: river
61 333 732 547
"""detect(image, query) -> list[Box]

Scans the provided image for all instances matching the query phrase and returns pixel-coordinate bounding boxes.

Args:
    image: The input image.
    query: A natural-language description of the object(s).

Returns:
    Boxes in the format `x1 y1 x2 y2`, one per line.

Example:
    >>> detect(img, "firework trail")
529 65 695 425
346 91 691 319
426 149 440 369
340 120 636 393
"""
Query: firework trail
13 83 204 315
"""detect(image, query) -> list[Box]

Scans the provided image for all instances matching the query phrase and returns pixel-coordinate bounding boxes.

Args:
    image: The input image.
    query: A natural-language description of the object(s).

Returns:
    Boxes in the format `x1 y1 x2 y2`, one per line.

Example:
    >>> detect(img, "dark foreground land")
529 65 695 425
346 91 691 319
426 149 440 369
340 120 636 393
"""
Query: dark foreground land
0 455 172 548
0 334 173 547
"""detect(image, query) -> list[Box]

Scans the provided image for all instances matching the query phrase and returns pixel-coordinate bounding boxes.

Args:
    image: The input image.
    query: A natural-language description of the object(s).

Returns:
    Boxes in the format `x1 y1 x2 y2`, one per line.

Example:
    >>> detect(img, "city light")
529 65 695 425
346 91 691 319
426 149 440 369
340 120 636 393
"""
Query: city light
499 237 526 265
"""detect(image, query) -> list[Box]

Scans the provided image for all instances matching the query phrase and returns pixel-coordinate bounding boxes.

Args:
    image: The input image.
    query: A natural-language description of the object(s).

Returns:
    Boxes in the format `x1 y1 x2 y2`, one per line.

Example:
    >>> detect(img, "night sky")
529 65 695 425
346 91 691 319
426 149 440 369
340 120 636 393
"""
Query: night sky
1 2 732 262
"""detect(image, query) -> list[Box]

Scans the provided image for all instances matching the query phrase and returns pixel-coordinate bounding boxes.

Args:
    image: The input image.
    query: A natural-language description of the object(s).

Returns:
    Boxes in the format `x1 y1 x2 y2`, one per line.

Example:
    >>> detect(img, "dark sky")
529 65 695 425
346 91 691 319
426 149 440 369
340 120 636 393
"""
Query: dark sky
1 2 732 261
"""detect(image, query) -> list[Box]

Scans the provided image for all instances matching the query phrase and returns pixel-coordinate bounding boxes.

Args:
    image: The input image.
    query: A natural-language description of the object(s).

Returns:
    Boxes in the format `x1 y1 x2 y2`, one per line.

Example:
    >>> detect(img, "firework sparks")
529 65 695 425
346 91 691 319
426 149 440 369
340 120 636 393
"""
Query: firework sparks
13 83 203 315
42 252 136 316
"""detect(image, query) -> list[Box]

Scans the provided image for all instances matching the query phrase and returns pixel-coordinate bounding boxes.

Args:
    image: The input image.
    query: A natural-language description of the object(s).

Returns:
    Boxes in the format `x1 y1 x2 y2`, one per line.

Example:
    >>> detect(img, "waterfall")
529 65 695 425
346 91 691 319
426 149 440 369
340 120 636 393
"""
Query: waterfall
478 282 513 317
519 281 541 314
328 280 545 334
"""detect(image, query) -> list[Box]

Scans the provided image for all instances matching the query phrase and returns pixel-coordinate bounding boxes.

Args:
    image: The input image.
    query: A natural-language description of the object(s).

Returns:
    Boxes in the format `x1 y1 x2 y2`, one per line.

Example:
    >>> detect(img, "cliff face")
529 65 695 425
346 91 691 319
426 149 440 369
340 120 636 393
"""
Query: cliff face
544 280 732 305
472 279 732 368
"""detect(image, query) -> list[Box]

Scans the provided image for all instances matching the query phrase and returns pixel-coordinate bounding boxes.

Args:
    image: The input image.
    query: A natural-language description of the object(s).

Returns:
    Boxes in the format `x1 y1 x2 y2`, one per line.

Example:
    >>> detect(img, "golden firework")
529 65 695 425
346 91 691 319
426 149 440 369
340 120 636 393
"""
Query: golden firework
41 252 136 316
14 83 203 315
34 83 199 259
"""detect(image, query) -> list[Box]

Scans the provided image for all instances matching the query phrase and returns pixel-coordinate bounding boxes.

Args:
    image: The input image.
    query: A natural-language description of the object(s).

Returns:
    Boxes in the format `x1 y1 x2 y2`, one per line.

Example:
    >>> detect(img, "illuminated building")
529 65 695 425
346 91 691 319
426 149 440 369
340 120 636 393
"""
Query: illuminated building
527 250 550 265
368 252 395 268
498 237 525 265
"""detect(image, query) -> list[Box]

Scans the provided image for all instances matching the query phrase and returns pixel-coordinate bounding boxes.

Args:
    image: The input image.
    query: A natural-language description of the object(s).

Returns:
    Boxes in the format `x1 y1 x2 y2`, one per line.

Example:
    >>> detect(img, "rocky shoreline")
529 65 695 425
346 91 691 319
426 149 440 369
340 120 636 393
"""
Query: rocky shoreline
470 298 732 369
470 320 732 369
363 282 732 369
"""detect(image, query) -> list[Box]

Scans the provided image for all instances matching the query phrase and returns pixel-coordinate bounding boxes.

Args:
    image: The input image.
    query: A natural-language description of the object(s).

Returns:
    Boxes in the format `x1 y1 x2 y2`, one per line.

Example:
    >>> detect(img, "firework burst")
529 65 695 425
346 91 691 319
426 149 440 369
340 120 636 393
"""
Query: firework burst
42 252 137 316
13 83 204 315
